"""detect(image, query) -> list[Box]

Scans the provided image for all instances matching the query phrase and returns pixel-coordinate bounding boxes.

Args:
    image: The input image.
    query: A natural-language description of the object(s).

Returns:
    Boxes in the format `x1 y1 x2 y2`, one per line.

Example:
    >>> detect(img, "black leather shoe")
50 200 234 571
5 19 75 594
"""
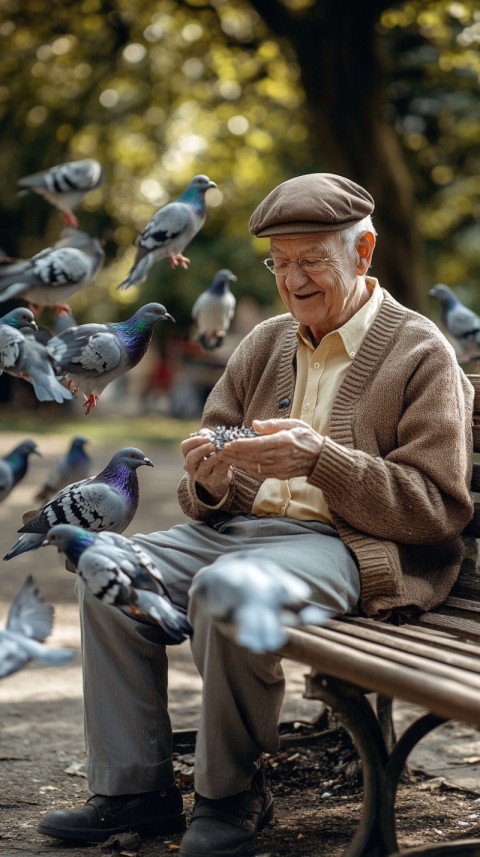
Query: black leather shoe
37 786 186 842
179 763 273 857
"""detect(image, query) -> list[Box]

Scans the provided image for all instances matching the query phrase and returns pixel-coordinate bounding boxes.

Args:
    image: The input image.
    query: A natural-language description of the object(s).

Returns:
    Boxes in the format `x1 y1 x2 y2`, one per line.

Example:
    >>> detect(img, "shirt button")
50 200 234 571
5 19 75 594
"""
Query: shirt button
313 362 320 369
349 350 356 358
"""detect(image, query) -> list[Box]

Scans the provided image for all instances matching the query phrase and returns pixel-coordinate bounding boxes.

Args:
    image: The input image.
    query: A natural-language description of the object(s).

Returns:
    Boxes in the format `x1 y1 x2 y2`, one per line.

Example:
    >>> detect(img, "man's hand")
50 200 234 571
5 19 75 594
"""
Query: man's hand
217 419 324 480
181 430 232 502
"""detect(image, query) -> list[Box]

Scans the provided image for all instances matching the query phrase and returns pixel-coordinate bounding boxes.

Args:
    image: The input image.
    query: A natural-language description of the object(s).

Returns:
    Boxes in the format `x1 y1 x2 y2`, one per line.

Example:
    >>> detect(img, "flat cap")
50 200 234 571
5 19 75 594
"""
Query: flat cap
249 173 374 237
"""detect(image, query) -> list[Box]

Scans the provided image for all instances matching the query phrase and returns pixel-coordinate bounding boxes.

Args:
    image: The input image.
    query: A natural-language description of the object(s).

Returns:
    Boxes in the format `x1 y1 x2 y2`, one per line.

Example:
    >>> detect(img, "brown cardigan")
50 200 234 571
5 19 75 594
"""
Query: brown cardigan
178 290 474 617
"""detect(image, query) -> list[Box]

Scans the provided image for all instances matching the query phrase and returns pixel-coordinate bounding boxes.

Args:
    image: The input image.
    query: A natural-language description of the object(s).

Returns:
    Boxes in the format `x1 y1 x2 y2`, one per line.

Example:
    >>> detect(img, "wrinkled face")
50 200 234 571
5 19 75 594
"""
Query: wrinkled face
268 232 371 341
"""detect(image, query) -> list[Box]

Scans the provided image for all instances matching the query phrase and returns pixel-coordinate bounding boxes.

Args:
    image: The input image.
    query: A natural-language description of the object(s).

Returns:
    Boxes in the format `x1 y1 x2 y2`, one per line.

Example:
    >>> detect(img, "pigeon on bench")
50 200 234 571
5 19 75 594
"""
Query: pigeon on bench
429 283 480 363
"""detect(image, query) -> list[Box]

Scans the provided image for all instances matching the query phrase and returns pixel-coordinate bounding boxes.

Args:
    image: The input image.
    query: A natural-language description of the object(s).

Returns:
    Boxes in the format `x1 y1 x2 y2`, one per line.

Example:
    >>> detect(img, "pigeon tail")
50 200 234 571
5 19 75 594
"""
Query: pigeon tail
29 372 72 404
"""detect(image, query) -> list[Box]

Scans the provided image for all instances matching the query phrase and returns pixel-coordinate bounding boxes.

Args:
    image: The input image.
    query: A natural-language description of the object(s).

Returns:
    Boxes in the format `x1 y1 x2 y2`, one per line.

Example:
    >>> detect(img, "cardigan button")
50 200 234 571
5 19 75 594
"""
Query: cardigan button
278 398 291 410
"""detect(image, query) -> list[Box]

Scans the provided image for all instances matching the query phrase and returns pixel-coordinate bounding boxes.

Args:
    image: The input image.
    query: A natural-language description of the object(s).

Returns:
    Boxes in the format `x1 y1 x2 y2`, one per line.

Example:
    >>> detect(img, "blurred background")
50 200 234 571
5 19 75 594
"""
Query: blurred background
1 0 480 420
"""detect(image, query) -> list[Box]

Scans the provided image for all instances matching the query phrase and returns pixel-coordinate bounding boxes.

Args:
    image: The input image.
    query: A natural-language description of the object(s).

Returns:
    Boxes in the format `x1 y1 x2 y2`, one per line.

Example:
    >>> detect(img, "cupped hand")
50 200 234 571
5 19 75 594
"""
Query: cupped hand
181 430 232 501
216 418 324 480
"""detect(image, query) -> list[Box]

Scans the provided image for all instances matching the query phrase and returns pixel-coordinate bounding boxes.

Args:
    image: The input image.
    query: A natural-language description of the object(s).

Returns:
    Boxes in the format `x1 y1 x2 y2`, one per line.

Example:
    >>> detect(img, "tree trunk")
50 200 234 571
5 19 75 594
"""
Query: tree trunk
249 0 427 312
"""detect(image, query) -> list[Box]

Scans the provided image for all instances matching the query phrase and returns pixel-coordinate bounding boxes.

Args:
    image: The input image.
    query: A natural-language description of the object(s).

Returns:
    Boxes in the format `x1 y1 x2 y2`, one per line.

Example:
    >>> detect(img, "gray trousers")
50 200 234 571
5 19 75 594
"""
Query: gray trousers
78 515 360 799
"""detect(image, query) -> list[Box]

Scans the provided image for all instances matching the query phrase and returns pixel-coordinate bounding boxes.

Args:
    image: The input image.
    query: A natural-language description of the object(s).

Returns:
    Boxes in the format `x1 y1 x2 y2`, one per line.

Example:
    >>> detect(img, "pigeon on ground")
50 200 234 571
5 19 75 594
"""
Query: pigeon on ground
46 302 175 414
189 553 329 654
0 575 75 679
192 268 237 350
3 447 153 561
0 306 38 331
429 284 480 362
0 229 105 313
34 436 91 504
0 325 72 404
16 158 103 227
43 524 191 644
118 174 217 290
0 440 41 503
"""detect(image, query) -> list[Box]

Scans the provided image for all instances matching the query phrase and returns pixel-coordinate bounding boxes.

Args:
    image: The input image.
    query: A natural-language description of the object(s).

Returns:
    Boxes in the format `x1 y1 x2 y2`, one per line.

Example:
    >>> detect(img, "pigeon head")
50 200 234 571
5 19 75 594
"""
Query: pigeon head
43 523 94 552
185 175 217 195
10 440 41 459
71 435 89 450
428 284 458 307
134 303 175 325
210 269 237 295
109 448 154 470
0 307 38 331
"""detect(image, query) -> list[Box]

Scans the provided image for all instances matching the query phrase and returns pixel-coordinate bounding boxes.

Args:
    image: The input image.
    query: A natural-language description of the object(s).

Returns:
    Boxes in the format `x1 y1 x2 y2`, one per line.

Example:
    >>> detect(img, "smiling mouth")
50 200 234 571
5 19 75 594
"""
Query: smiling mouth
293 290 323 300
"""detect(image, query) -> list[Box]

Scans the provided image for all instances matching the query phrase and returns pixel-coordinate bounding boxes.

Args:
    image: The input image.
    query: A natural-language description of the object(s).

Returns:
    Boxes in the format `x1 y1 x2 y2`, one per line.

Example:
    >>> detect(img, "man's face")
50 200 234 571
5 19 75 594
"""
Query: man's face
268 232 365 339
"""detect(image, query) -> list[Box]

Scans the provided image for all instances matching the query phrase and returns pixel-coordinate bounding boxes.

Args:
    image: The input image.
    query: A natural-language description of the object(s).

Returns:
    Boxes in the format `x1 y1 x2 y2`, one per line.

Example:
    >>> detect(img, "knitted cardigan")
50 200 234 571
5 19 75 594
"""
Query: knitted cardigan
178 290 474 617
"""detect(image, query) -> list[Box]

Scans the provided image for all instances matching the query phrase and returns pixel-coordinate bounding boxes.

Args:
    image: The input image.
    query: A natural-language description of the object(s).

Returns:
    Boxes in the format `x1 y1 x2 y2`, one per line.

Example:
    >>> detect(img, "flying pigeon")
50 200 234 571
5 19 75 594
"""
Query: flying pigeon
0 440 41 502
16 158 103 227
35 435 91 504
3 447 153 561
0 228 105 314
43 524 191 644
0 575 75 679
46 302 174 414
189 554 329 654
192 268 237 350
0 306 38 331
118 174 217 290
429 283 480 362
0 325 73 404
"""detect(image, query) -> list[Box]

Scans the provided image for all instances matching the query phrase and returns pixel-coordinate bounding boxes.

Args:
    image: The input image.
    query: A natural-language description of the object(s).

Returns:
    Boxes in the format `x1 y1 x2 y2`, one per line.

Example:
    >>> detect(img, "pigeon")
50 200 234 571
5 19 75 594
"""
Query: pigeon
0 325 73 404
16 158 103 227
192 268 237 350
46 302 175 414
0 306 38 331
0 229 105 313
34 435 91 504
0 575 75 678
118 174 217 289
189 553 329 654
43 524 191 644
0 440 41 502
429 284 480 362
3 447 153 560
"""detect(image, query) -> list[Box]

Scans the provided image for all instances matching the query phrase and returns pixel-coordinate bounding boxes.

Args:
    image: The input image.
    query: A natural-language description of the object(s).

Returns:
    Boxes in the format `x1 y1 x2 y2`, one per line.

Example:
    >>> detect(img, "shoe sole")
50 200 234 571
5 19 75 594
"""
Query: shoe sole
178 800 274 857
37 812 186 843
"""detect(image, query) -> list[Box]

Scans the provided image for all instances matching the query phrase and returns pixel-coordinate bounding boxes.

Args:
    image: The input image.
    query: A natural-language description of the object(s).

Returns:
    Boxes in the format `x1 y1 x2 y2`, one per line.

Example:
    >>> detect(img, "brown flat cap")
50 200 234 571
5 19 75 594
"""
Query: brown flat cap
249 173 374 237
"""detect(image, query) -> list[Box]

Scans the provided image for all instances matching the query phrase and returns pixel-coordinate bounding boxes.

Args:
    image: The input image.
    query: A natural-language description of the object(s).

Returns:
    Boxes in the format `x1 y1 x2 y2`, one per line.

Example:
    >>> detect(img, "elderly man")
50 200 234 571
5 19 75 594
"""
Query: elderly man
38 174 473 857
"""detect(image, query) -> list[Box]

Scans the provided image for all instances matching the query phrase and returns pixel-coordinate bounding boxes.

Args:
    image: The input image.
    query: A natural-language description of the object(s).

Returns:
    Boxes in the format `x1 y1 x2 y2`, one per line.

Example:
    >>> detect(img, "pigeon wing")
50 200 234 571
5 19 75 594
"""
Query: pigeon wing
6 576 54 641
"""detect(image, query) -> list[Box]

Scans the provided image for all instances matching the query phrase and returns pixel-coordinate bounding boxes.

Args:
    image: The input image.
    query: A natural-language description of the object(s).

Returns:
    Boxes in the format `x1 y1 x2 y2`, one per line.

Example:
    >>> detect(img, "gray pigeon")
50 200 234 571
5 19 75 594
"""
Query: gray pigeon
43 524 191 644
118 174 217 289
0 325 73 404
189 553 329 654
17 158 103 227
0 576 75 679
429 283 480 362
0 306 38 331
0 228 105 312
3 447 153 560
192 268 237 350
0 440 41 502
46 303 174 414
34 435 91 504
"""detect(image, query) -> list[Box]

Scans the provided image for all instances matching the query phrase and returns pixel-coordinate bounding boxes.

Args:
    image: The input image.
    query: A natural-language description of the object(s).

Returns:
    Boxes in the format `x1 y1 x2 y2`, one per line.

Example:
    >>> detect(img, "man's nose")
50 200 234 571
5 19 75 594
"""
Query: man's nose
284 260 309 287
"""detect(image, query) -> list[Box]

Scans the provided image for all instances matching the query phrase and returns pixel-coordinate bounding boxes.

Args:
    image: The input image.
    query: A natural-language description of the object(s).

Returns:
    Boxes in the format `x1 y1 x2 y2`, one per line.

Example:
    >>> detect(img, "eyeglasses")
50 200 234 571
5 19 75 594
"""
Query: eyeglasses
262 256 338 275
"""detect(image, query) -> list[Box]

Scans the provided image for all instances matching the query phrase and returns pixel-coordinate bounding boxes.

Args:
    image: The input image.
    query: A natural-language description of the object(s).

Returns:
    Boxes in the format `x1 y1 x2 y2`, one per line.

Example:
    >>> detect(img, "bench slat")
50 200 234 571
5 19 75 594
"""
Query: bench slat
413 613 480 640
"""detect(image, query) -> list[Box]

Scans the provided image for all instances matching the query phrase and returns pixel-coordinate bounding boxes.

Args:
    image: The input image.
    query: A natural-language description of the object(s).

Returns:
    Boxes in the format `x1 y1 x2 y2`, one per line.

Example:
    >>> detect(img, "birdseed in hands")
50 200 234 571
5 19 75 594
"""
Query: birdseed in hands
190 425 260 449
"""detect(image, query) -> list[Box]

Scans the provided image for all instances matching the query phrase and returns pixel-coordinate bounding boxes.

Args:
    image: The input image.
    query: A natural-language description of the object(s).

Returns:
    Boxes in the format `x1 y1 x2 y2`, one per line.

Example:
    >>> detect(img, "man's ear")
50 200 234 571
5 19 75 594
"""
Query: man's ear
356 231 375 273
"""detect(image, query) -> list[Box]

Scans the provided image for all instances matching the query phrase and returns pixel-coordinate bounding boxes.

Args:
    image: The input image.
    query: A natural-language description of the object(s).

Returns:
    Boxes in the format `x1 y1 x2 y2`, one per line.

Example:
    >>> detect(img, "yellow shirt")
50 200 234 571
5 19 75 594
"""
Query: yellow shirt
252 277 384 522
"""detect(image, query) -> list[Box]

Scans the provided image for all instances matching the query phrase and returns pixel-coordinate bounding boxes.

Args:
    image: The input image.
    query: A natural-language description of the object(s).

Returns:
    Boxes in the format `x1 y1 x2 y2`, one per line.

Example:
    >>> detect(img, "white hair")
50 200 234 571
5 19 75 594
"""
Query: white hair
341 215 377 253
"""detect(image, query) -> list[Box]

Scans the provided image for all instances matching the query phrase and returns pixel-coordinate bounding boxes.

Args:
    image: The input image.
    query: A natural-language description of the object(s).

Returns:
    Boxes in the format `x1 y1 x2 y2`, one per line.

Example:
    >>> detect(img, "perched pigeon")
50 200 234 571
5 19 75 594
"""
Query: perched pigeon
43 524 191 644
0 229 105 313
429 284 480 362
0 576 75 678
17 158 103 227
35 435 91 504
0 325 72 404
189 554 329 654
0 440 41 502
192 268 237 350
118 174 217 289
0 306 38 331
46 302 174 414
3 447 153 560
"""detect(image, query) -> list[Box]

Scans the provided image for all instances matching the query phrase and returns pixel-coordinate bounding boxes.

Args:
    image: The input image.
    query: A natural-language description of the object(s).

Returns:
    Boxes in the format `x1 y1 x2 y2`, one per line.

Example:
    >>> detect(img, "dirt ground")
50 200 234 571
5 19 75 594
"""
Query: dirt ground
1 429 480 857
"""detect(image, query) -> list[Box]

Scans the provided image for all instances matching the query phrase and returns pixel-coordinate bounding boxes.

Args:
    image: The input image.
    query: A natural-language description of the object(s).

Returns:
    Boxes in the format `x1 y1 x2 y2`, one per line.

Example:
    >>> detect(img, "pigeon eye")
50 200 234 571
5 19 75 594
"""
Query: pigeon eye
130 453 138 458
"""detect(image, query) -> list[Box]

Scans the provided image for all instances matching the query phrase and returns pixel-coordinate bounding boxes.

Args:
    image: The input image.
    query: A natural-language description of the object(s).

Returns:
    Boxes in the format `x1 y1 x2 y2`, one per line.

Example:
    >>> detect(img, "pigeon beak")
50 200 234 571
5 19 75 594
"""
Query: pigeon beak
33 449 42 456
144 457 154 467
207 180 217 189
41 537 50 546
163 311 175 323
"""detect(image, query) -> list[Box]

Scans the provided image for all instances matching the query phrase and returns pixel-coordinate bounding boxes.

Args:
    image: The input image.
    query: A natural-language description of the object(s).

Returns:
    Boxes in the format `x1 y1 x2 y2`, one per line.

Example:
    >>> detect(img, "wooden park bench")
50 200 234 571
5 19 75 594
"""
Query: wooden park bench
278 372 480 857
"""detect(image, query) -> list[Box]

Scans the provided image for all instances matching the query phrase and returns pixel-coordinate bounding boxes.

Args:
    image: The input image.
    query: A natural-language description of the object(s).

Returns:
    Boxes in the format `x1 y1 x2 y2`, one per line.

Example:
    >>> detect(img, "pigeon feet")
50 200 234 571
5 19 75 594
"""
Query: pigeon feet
61 211 79 228
52 304 73 316
83 394 98 415
169 253 190 269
